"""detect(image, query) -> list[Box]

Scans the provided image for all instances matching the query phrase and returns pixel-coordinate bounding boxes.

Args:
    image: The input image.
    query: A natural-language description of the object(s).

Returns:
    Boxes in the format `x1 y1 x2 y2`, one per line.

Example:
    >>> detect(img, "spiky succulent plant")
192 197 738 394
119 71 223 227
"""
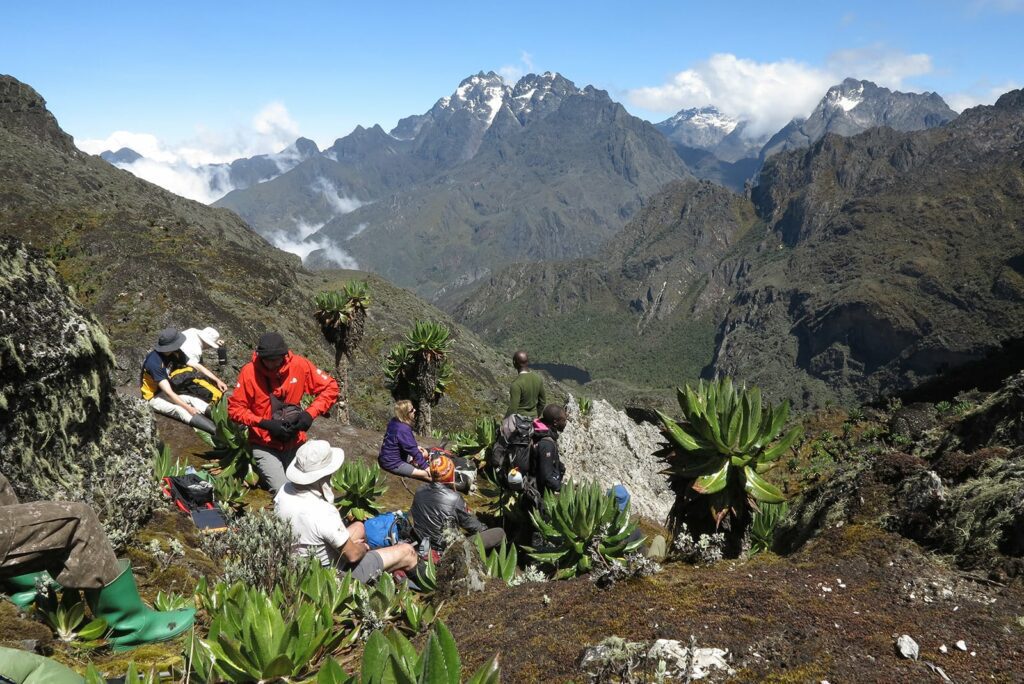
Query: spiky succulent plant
331 460 388 521
528 481 644 579
656 377 800 555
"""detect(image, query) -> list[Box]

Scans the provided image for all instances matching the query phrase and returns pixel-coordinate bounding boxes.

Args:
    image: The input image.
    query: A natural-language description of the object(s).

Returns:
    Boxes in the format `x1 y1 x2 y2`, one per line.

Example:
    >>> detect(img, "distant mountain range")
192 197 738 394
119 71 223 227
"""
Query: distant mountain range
456 88 1024 409
99 74 960 307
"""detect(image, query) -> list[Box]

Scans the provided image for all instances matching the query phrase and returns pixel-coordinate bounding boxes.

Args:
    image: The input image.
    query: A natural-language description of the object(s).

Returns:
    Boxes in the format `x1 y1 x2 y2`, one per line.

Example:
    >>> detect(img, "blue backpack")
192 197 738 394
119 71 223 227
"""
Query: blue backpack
364 511 408 549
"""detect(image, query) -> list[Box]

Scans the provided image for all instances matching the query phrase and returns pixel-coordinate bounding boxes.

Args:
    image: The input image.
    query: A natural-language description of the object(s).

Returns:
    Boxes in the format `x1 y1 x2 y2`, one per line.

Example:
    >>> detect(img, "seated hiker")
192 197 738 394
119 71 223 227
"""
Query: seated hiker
228 331 339 493
0 472 195 649
378 400 431 481
409 454 504 554
275 440 418 584
140 327 216 434
180 326 229 393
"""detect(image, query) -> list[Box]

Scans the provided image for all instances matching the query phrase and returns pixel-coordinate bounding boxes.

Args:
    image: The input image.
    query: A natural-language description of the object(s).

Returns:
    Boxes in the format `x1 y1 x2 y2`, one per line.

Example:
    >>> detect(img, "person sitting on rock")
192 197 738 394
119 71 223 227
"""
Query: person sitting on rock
140 327 216 434
378 399 431 481
0 472 195 649
179 326 229 394
228 331 339 493
409 454 505 555
274 440 418 584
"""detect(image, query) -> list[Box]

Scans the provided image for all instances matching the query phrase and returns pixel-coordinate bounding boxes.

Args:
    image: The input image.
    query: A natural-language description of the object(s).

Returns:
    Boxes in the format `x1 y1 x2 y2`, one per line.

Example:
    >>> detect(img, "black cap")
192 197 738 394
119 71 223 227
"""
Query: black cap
256 332 288 358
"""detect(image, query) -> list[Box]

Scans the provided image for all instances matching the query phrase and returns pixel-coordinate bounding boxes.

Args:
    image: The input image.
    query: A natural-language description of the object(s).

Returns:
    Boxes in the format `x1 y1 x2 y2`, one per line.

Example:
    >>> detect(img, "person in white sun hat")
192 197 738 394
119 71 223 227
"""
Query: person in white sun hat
274 440 418 584
180 326 229 393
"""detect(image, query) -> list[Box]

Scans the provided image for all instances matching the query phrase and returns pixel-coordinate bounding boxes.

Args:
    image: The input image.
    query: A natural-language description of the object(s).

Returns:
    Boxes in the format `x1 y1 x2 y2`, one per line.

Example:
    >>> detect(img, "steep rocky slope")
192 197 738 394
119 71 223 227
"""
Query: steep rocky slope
455 180 758 396
458 89 1024 409
0 74 512 430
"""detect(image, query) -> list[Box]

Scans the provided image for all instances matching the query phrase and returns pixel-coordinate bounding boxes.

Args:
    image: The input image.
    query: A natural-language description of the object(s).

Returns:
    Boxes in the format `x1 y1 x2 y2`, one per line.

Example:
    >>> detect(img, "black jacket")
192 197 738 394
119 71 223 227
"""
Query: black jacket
533 424 565 495
409 482 486 550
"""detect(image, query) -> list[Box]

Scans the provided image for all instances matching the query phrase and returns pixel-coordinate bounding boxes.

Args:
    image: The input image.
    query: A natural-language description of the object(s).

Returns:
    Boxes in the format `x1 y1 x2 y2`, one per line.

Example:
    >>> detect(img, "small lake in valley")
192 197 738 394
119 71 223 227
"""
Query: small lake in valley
533 362 592 384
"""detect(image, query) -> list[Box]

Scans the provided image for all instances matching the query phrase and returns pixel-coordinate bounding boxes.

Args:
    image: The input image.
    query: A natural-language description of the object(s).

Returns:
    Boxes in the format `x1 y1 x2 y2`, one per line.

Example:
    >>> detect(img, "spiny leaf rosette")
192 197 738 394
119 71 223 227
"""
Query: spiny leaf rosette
331 460 388 521
382 320 454 433
529 481 644 579
656 377 800 557
313 281 371 364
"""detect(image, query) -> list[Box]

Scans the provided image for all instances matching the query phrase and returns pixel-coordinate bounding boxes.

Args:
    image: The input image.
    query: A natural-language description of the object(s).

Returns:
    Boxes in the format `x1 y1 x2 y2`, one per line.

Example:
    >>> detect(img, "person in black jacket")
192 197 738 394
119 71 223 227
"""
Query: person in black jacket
533 404 567 495
410 455 505 553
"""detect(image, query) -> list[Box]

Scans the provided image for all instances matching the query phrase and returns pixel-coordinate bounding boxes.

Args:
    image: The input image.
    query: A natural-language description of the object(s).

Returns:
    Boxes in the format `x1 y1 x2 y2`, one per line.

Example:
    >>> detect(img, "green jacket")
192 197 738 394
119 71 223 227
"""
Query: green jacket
507 371 545 417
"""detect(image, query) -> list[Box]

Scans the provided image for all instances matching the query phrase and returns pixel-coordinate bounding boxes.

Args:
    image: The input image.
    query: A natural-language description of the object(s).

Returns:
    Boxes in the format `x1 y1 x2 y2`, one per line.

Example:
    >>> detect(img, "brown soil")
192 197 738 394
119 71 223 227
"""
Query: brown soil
441 524 1024 683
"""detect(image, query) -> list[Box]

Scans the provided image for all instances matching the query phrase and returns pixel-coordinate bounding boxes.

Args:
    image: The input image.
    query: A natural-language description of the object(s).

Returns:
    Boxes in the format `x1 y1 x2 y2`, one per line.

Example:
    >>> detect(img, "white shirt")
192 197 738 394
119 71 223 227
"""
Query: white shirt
180 328 206 366
274 483 350 566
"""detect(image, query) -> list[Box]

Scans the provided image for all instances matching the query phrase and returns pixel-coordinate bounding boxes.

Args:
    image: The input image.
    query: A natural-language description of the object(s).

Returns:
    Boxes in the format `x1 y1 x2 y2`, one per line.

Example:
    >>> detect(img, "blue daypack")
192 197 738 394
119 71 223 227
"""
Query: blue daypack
364 511 408 549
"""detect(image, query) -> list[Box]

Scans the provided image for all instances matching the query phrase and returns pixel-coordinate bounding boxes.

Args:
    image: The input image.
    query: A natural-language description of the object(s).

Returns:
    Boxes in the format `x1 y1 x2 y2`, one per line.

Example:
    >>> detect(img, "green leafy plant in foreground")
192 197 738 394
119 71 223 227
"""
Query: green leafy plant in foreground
361 620 500 684
199 581 346 682
152 442 186 481
529 481 644 579
577 395 593 417
198 396 259 486
475 537 519 583
36 589 106 645
153 590 193 612
331 460 388 521
749 501 789 556
447 416 499 463
656 377 799 556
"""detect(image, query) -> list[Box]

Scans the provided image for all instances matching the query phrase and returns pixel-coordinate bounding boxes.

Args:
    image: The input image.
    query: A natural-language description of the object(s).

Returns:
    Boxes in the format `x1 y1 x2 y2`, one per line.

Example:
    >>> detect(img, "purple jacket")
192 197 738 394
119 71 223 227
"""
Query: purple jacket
378 418 428 473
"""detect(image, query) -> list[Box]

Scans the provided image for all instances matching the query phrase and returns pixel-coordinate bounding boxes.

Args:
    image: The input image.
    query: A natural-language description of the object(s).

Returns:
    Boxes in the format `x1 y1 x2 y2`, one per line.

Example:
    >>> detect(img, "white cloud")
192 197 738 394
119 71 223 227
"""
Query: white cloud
76 102 303 203
498 51 536 84
266 218 359 269
346 223 369 240
311 177 364 215
628 48 935 138
946 80 1023 112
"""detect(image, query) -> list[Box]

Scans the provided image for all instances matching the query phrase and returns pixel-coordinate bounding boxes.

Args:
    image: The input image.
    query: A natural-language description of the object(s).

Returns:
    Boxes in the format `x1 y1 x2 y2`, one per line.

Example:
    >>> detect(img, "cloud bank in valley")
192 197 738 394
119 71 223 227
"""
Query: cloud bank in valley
76 102 301 203
265 178 366 268
627 47 935 138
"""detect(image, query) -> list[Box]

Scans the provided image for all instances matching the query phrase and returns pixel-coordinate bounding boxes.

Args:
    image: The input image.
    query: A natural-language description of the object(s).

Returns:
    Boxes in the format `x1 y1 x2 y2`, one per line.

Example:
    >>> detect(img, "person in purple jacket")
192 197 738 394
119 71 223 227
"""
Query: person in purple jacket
378 400 431 481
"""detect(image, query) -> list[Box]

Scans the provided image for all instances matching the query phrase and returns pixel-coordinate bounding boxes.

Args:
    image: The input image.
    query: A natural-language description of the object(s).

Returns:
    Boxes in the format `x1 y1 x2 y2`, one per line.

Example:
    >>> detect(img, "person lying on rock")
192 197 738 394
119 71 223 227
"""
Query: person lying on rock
0 472 195 650
228 331 339 493
378 400 432 481
140 327 217 434
180 325 229 393
274 440 418 584
409 454 505 556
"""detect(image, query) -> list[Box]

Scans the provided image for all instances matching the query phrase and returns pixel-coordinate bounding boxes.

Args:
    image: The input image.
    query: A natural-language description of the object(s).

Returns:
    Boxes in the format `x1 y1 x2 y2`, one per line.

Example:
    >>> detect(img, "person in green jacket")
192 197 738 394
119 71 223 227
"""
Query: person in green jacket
506 350 545 417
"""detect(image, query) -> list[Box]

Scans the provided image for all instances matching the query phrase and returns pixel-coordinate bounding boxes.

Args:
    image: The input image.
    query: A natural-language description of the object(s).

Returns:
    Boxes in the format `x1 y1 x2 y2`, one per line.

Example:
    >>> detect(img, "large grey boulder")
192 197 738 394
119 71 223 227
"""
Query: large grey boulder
0 235 157 548
559 396 671 524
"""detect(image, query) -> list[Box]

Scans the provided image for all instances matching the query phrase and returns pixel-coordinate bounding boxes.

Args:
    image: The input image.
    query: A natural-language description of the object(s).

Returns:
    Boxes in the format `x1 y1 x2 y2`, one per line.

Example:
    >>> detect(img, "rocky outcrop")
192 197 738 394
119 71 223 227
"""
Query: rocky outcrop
0 235 157 547
558 397 671 524
777 371 1024 579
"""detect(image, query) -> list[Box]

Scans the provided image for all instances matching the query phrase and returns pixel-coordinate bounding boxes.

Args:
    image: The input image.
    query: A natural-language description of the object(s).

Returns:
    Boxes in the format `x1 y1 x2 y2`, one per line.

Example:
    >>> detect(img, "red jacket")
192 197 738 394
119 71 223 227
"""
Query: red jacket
227 351 339 450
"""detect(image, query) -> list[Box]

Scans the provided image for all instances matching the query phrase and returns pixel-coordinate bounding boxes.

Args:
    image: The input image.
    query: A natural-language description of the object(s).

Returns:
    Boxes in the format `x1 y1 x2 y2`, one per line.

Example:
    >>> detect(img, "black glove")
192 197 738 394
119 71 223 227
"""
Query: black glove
290 410 314 432
258 419 295 441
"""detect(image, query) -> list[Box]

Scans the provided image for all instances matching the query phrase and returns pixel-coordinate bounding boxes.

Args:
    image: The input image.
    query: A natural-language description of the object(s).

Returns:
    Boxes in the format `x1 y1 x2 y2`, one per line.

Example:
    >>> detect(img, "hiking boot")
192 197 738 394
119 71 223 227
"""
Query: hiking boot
189 413 217 434
2 572 50 609
84 560 195 651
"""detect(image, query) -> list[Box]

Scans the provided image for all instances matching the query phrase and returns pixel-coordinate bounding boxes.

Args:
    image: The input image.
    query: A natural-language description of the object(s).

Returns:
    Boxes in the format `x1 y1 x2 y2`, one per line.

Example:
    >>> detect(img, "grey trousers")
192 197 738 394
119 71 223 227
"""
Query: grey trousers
0 473 121 589
252 446 298 493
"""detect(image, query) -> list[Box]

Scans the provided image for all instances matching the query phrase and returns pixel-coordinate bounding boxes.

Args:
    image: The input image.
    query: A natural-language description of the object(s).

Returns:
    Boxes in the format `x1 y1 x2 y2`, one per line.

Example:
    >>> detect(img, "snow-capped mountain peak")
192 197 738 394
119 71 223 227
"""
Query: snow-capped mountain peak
443 71 509 125
825 80 865 112
661 106 740 135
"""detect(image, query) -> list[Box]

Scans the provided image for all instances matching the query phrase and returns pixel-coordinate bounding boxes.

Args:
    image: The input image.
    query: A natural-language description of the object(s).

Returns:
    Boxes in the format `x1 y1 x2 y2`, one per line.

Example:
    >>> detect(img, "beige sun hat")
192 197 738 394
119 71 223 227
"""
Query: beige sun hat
197 327 224 348
286 440 345 485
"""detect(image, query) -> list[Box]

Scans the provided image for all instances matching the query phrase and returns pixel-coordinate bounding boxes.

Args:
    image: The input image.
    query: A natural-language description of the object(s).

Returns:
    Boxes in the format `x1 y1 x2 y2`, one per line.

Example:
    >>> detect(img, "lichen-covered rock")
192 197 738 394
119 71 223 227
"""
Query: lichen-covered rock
777 372 1024 578
0 235 157 548
432 537 489 602
559 397 672 524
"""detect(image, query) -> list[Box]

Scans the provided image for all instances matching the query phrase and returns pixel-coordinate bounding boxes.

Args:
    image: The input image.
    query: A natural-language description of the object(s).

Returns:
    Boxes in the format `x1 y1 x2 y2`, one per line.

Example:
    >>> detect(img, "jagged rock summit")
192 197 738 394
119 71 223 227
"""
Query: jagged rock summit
760 77 957 159
0 75 78 154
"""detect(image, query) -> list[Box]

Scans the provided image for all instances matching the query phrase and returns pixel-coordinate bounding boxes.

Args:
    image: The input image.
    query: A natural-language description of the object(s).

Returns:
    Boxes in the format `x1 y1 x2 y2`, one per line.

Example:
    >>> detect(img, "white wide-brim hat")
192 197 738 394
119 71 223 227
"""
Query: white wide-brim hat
286 440 345 485
198 326 224 348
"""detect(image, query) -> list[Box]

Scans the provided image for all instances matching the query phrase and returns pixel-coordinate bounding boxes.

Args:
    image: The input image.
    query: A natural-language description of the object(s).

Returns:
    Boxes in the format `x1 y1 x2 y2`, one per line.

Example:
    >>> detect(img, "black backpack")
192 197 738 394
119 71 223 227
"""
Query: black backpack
489 414 535 483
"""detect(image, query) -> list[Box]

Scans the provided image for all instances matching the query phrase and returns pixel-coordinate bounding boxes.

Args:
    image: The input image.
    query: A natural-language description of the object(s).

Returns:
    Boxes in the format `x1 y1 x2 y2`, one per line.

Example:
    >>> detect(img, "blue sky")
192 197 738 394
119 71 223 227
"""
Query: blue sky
4 0 1020 170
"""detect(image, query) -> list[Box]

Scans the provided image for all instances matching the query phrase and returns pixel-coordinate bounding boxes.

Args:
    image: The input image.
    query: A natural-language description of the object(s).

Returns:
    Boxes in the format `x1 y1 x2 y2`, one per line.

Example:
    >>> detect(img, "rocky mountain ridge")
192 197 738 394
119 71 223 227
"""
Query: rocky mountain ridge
0 74 514 430
457 88 1024 409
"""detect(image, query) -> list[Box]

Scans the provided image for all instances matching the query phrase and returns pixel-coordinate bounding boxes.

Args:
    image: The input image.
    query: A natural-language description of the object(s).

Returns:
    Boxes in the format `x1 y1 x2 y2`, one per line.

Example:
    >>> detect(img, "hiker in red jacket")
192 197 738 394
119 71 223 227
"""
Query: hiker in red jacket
228 332 339 492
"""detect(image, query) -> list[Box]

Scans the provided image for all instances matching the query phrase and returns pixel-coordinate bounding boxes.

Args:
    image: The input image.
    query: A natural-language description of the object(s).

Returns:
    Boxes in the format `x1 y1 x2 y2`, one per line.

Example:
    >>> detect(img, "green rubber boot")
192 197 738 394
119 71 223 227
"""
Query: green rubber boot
2 572 49 610
84 560 195 651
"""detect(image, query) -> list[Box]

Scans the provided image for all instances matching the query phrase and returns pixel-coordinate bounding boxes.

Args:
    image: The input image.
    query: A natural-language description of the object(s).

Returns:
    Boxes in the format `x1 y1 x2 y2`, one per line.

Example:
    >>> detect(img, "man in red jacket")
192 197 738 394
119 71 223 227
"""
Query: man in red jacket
228 332 339 492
